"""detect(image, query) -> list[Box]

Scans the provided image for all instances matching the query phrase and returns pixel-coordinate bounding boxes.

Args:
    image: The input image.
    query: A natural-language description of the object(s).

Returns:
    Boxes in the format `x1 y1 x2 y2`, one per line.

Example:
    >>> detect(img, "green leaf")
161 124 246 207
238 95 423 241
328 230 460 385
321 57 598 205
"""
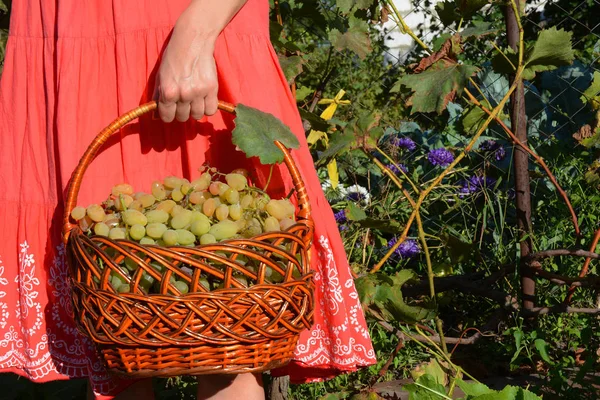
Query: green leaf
399 62 478 114
357 218 403 233
460 21 499 39
411 359 448 387
346 203 367 221
355 271 433 323
515 388 542 400
299 108 330 131
278 55 304 85
456 379 495 396
491 47 518 76
232 104 300 165
523 28 575 80
435 0 489 26
470 386 518 400
337 0 374 14
329 17 372 59
439 232 476 264
295 86 314 102
581 71 600 108
0 1 7 13
318 130 354 161
533 338 553 364
403 374 449 399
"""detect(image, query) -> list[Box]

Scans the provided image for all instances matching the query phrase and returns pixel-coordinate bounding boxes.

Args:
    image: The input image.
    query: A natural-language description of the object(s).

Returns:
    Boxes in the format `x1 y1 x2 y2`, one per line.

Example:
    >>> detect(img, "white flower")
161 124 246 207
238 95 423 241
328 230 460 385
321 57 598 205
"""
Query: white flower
341 184 371 203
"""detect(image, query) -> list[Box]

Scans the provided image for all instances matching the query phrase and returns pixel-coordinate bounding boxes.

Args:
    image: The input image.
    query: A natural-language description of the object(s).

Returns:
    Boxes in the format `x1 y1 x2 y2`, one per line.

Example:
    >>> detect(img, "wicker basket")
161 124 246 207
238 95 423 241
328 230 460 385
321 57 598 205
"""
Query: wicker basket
62 101 315 378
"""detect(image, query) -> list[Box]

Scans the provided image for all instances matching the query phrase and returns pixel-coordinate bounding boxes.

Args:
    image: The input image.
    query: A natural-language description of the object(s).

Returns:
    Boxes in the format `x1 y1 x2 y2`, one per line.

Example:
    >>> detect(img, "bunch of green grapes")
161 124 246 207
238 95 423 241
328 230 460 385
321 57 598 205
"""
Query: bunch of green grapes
70 166 300 294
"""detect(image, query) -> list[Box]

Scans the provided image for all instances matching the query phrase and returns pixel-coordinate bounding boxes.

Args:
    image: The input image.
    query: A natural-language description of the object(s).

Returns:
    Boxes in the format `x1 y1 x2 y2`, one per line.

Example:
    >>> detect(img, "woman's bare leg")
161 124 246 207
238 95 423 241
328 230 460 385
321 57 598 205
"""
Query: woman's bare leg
196 373 265 400
87 379 155 400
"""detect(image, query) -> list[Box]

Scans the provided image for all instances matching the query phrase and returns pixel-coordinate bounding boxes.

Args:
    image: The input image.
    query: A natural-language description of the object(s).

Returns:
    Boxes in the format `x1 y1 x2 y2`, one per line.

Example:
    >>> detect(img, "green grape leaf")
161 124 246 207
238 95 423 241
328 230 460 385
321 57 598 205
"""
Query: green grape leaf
357 218 403 233
435 0 489 26
456 379 495 396
355 271 433 323
581 71 600 109
329 17 372 59
350 392 383 400
522 28 575 80
318 130 355 161
470 386 519 399
295 86 314 102
460 21 499 39
232 104 300 165
299 108 330 131
403 374 448 399
533 338 553 364
399 62 478 114
278 55 304 85
411 359 448 387
491 47 518 75
337 0 374 14
346 202 367 221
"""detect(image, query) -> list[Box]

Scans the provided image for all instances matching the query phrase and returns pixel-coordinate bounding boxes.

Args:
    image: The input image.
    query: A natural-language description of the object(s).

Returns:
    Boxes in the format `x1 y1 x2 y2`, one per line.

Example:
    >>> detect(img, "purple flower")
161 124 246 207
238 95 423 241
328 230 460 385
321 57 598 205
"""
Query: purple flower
334 210 347 223
459 175 497 197
478 140 506 161
339 224 349 232
387 238 420 258
427 148 454 167
386 163 408 174
391 137 417 151
347 192 365 202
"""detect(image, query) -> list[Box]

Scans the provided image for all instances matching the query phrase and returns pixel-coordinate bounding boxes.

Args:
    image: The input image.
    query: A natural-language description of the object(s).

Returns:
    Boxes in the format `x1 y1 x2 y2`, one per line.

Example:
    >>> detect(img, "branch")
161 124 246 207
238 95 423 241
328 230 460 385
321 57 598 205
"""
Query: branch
464 89 580 236
566 226 600 304
526 249 600 260
523 306 600 316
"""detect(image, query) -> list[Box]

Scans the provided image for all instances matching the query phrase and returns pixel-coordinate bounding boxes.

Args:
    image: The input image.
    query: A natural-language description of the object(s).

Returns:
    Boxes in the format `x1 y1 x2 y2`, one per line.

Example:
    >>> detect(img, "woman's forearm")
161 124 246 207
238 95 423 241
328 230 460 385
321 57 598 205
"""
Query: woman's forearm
176 0 249 45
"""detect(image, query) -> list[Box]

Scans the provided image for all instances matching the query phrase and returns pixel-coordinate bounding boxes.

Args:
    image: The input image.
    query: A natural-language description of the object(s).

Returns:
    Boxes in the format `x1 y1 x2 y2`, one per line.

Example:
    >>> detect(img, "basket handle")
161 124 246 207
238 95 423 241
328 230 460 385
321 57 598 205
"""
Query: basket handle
62 100 311 243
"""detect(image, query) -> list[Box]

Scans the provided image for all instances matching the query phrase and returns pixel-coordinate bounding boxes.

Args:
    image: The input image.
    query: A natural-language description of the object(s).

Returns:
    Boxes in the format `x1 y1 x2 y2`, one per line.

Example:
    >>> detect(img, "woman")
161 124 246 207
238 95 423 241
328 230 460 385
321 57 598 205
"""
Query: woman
0 0 377 398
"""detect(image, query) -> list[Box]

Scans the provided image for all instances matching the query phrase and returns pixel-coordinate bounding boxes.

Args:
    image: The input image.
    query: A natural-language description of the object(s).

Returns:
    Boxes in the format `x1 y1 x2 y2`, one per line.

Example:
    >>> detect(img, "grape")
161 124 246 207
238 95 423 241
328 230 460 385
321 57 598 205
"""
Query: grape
163 176 182 190
191 211 209 223
139 272 155 292
209 221 239 240
146 223 168 239
192 172 212 191
139 194 156 208
264 216 280 232
233 275 249 287
129 224 146 241
202 198 217 218
200 233 217 245
241 194 253 208
242 218 262 238
171 209 193 229
254 196 268 211
229 204 242 220
265 267 284 283
189 191 207 205
86 204 106 222
174 280 189 294
180 179 192 194
170 205 185 217
225 173 248 191
117 284 131 293
199 277 210 290
108 227 126 240
279 217 295 231
162 229 179 246
235 218 248 231
78 215 94 232
134 192 145 200
156 200 176 213
112 183 134 197
145 209 169 224
140 237 155 245
215 204 229 221
266 199 295 220
218 183 230 197
151 181 167 200
122 209 148 226
223 188 240 204
115 194 134 211
103 217 120 228
191 219 211 236
128 200 144 212
171 187 184 202
93 222 110 237
209 182 221 196
176 229 196 245
71 206 87 221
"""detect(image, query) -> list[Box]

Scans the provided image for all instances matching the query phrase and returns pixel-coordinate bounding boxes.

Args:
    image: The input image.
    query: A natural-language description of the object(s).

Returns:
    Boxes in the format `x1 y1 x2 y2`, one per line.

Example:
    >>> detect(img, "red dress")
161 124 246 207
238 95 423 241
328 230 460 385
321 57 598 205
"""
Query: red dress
0 0 376 396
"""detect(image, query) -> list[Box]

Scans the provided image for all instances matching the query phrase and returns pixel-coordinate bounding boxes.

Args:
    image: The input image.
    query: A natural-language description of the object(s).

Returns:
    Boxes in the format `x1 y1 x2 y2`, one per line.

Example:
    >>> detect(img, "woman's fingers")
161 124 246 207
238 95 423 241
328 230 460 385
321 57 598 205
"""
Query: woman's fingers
157 85 178 123
175 101 192 122
204 92 219 116
190 98 206 121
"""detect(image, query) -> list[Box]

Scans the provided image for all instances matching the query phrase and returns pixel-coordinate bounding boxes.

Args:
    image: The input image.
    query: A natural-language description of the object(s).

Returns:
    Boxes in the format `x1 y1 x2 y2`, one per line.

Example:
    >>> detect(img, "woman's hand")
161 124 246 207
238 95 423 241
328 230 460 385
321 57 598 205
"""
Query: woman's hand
154 0 248 123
